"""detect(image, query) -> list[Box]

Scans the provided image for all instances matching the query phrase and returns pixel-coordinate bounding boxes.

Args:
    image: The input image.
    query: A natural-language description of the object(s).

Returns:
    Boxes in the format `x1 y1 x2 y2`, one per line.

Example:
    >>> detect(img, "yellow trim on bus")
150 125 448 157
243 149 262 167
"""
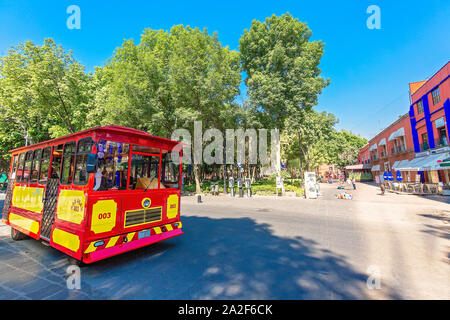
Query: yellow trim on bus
11 186 44 214
91 199 118 234
56 190 86 224
9 213 39 234
166 194 179 219
51 228 80 252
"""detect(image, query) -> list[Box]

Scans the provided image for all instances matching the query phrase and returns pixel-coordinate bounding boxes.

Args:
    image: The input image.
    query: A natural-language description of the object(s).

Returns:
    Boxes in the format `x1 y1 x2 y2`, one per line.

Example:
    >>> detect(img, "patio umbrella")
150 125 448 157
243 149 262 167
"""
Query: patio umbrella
383 171 388 180
388 171 394 181
396 170 403 181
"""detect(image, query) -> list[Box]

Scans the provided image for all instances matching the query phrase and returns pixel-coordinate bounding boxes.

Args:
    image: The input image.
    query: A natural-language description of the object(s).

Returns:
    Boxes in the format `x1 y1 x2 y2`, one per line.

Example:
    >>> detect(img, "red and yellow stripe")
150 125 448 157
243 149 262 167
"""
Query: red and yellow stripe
84 222 182 254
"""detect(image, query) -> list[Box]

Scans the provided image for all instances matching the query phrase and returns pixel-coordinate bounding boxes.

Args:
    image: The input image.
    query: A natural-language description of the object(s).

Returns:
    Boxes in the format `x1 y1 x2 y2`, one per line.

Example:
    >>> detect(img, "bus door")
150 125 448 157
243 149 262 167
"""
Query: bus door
40 178 59 240
40 145 63 240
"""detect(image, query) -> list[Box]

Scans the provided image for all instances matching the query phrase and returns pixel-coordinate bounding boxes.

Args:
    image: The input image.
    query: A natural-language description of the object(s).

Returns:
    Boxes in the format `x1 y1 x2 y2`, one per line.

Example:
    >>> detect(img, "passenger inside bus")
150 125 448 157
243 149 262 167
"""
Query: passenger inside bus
94 140 129 191
93 170 110 191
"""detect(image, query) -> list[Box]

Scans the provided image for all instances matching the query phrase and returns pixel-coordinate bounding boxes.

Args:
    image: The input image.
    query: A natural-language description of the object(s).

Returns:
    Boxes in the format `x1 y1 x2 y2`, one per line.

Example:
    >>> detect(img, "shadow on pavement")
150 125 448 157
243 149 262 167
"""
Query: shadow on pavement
77 215 376 299
419 213 450 240
1 200 405 299
417 195 450 205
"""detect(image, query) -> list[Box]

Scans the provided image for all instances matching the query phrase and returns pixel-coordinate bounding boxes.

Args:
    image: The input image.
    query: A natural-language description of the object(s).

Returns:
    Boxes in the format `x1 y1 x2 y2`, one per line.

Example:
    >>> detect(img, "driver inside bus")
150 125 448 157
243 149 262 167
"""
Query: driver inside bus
94 170 109 191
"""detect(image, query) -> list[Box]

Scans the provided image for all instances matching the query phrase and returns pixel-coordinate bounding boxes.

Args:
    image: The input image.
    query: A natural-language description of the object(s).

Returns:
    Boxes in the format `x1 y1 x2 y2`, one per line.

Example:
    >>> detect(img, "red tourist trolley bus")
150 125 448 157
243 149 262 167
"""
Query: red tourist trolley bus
1 125 183 264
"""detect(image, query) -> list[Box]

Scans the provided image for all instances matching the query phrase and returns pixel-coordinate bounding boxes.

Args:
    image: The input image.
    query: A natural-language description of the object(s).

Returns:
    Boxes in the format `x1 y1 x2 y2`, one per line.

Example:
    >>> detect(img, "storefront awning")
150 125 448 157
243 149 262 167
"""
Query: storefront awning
421 152 450 171
388 127 405 141
345 164 372 170
440 157 450 167
371 165 380 172
378 138 386 146
369 144 378 151
394 157 427 171
395 152 450 171
392 159 410 170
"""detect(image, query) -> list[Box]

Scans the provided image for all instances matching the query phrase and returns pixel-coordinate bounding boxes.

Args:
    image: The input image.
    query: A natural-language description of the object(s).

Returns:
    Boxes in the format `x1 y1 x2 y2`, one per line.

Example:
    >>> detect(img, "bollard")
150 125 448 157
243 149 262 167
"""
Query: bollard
229 177 235 197
245 178 252 197
238 178 243 198
197 194 202 203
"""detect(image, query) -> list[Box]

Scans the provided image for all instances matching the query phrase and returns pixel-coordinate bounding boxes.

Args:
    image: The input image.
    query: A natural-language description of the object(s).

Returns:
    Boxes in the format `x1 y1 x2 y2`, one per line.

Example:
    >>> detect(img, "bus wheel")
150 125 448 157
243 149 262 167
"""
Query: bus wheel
11 227 27 241
67 256 85 267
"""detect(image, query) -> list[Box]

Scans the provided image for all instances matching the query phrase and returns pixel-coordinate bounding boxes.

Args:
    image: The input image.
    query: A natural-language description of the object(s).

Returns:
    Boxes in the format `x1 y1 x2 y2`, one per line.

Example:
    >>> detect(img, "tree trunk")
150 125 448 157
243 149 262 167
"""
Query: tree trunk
297 130 303 179
193 164 201 194
251 165 257 183
306 145 311 172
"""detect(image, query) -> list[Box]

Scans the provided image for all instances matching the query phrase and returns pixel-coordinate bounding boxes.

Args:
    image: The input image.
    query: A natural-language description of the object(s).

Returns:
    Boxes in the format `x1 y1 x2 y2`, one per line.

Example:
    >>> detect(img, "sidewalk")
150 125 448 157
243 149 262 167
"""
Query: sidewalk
0 194 106 299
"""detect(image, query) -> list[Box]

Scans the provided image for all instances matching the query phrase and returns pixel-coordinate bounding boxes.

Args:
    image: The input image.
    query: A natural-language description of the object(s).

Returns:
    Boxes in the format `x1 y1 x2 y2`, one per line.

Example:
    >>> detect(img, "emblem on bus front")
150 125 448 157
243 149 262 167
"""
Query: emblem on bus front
142 198 151 208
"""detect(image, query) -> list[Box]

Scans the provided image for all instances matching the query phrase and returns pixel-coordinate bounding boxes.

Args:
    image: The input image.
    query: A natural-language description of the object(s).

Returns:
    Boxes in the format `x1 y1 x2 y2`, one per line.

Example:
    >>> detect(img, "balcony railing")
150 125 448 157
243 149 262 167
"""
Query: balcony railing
390 145 407 155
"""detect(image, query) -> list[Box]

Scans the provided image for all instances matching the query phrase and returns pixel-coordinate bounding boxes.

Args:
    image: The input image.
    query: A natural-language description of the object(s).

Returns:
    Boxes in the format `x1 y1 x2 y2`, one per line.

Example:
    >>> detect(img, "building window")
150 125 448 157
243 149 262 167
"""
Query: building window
431 87 441 105
416 100 424 115
421 133 429 151
438 127 448 147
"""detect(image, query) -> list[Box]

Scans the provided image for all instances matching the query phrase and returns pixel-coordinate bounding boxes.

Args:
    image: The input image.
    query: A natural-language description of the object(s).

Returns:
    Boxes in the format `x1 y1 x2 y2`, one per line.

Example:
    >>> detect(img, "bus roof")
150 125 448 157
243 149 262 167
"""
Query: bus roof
9 125 186 153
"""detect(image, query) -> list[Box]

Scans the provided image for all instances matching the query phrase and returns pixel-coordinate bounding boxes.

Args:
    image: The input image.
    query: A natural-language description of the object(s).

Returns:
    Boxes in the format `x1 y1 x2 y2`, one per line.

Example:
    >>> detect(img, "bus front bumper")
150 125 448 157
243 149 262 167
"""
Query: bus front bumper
83 223 183 264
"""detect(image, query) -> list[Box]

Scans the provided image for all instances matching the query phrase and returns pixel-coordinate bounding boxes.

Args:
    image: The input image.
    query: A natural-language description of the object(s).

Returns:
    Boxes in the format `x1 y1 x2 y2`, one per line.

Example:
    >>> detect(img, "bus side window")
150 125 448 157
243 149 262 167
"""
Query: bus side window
10 154 18 179
30 148 41 183
51 144 64 179
61 141 76 185
23 151 33 182
74 138 93 185
38 147 51 184
16 153 25 182
161 151 180 188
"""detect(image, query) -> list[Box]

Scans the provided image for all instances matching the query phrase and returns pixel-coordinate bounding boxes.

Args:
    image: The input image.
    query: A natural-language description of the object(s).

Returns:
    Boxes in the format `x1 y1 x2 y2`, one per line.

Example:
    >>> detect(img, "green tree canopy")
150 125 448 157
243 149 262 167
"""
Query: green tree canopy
240 12 329 131
0 39 92 169
88 25 241 137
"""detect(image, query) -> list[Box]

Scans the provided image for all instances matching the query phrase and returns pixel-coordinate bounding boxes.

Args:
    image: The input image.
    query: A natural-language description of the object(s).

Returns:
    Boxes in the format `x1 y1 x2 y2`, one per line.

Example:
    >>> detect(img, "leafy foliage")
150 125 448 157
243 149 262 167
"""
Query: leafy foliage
0 15 366 180
0 39 93 168
240 13 329 131
87 26 241 137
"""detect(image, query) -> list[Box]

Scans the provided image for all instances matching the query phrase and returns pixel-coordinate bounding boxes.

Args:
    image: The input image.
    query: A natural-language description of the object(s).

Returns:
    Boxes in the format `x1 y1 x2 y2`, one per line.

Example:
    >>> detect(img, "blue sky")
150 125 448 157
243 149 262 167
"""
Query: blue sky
0 0 449 139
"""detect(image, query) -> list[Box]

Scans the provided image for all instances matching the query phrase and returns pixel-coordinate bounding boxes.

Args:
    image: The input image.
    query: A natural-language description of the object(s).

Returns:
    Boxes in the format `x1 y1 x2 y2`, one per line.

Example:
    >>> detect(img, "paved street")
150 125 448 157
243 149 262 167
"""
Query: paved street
0 182 449 299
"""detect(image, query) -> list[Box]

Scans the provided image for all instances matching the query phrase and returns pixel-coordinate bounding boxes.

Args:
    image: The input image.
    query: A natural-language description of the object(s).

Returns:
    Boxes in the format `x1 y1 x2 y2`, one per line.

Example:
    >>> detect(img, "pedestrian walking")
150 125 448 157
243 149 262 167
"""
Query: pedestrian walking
352 178 356 190
380 183 385 195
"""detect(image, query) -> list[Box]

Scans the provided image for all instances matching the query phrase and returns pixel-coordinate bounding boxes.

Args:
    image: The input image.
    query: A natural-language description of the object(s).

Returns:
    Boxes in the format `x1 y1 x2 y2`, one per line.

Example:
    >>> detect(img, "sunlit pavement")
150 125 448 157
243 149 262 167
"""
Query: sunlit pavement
0 182 448 299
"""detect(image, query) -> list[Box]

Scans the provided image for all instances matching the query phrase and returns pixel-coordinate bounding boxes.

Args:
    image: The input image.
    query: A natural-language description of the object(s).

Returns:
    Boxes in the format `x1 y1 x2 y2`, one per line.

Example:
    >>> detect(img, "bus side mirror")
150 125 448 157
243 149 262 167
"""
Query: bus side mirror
86 153 97 173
